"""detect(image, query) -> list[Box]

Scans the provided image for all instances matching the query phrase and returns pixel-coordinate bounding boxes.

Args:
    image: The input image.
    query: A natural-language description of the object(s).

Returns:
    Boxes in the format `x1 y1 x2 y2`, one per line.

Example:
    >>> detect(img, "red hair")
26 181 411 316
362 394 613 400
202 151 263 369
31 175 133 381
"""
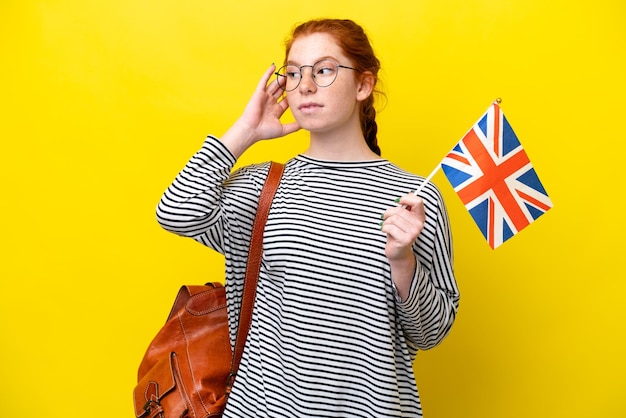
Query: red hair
285 19 383 156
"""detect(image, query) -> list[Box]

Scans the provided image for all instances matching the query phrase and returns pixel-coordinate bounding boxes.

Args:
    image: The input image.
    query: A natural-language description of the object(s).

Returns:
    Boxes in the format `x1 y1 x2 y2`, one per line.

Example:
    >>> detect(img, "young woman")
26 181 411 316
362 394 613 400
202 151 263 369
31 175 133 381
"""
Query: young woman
157 18 460 418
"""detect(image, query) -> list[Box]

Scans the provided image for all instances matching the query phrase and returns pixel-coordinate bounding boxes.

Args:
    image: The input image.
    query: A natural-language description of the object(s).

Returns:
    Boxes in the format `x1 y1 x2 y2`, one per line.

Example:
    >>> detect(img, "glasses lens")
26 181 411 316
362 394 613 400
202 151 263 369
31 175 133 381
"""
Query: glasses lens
276 65 301 91
312 60 339 88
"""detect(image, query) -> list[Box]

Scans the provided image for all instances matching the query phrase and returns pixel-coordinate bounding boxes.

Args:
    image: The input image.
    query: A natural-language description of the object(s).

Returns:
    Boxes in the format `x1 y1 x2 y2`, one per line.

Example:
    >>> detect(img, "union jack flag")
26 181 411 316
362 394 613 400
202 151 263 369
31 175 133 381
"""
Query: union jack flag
441 103 552 249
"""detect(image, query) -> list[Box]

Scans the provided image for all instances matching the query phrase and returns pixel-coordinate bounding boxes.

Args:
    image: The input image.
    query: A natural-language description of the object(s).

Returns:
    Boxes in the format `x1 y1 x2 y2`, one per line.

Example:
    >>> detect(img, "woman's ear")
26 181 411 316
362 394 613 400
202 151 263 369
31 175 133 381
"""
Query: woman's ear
356 71 375 102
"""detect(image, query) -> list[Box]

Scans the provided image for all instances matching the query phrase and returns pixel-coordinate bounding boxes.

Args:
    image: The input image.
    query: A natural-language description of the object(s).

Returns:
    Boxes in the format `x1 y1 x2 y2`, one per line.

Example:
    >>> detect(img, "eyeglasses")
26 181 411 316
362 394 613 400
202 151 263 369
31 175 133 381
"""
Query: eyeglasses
275 60 357 92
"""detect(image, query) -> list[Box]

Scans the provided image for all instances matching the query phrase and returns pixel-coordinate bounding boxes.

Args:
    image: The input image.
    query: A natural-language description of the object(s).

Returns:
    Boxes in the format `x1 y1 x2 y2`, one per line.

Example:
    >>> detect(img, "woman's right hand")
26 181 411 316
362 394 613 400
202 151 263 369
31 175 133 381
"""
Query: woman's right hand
220 64 301 158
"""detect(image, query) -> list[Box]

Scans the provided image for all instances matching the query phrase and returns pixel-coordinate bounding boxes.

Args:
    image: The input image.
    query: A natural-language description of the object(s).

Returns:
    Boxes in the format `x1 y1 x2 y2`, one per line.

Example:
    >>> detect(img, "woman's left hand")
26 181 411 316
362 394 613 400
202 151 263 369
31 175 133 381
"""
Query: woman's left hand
381 193 426 300
381 193 425 262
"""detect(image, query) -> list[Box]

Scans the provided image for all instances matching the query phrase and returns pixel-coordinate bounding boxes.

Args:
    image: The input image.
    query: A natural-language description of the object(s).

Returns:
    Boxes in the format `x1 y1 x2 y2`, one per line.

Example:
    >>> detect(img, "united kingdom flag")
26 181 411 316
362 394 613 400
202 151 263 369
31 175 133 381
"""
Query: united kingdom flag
441 103 553 249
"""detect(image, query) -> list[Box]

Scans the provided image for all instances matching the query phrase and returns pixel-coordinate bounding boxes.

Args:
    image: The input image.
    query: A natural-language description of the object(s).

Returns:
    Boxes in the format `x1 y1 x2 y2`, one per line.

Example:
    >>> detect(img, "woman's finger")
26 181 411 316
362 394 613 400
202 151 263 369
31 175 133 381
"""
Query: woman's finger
396 194 423 211
268 80 283 98
255 63 277 92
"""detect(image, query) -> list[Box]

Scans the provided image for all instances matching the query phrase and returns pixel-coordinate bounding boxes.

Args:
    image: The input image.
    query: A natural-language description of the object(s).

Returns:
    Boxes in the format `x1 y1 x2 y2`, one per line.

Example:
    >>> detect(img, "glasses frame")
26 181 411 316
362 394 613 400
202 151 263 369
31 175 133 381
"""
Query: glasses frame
275 60 358 92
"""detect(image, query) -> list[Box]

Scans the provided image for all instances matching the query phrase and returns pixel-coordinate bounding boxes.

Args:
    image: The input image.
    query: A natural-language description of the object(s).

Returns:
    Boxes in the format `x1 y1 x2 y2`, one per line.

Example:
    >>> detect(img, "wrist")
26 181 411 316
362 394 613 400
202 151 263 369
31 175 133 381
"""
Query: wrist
389 253 417 302
220 120 258 158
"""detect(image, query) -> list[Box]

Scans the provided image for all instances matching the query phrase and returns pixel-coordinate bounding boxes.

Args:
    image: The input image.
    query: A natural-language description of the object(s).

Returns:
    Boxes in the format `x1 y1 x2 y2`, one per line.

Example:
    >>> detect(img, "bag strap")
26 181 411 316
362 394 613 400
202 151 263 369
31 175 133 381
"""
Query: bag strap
229 161 284 388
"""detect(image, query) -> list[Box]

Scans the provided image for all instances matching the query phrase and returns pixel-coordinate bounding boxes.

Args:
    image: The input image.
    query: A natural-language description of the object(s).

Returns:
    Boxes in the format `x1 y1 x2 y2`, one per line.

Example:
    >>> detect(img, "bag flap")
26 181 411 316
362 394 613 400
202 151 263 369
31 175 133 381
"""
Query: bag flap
186 285 227 316
167 283 223 322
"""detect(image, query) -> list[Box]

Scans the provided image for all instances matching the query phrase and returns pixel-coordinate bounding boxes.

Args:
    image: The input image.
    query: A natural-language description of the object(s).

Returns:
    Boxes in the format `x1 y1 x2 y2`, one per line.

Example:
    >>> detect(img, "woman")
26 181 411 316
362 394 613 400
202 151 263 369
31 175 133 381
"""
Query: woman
157 18 460 418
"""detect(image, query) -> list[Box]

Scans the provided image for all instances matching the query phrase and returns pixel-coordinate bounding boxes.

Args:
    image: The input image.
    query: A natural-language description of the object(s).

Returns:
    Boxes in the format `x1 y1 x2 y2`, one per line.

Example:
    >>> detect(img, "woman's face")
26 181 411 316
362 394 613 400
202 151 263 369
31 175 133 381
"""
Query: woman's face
285 33 366 135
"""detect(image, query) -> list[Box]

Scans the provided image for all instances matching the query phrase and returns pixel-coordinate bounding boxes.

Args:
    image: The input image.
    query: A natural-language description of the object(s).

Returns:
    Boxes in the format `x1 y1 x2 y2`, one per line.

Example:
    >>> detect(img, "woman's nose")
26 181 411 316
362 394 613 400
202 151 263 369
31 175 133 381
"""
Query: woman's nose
298 68 317 93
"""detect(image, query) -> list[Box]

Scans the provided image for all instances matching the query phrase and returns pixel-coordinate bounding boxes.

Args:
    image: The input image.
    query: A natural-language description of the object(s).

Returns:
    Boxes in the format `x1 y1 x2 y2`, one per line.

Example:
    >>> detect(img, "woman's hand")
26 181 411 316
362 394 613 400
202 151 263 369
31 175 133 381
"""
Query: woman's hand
221 64 301 157
381 193 426 300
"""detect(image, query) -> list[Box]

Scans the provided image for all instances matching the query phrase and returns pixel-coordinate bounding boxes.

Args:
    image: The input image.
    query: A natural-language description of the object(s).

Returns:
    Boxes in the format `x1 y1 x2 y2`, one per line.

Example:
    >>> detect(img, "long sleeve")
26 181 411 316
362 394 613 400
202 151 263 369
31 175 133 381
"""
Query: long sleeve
156 135 273 257
156 135 236 252
395 184 460 351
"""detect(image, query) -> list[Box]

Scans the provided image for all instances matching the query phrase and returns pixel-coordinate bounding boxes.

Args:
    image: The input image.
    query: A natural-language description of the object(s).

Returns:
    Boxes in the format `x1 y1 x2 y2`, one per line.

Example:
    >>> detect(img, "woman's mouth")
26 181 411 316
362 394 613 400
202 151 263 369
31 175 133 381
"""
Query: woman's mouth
298 102 323 113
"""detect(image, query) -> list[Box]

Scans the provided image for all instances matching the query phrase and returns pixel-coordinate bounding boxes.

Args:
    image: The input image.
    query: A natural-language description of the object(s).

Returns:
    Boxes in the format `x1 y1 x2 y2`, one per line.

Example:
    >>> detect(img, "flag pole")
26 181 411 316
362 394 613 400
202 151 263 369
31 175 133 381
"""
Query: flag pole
412 163 441 195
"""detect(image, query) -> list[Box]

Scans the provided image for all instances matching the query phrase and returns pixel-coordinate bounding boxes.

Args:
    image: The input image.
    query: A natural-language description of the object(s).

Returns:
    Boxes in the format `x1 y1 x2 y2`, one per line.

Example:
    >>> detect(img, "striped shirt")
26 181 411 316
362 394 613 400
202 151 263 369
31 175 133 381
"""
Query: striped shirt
156 136 460 417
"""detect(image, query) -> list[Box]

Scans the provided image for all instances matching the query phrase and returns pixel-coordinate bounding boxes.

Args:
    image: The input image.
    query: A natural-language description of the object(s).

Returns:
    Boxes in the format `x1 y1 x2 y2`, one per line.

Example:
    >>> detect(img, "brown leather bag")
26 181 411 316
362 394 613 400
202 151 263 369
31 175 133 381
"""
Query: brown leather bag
133 162 284 418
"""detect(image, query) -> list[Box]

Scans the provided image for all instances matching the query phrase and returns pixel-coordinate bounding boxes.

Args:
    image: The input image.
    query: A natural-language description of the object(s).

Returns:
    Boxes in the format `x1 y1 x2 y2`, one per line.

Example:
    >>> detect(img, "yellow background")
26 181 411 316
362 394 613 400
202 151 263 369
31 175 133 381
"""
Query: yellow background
1 1 624 417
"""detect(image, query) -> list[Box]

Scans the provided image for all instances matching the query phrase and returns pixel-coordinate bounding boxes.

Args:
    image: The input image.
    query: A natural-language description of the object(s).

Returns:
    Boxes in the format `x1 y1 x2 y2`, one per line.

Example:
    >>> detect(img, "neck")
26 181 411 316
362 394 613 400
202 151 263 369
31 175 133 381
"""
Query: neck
303 115 379 161
304 133 379 161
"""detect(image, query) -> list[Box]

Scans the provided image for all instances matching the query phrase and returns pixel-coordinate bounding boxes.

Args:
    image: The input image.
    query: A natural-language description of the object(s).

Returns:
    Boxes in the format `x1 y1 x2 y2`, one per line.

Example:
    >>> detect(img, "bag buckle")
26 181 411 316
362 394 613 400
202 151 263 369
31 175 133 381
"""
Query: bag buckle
142 399 164 418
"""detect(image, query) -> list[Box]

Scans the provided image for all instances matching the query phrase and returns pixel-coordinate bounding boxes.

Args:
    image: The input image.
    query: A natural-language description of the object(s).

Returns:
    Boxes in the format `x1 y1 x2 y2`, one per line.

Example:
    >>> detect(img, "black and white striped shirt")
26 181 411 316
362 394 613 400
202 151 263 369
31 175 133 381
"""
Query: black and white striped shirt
156 136 460 417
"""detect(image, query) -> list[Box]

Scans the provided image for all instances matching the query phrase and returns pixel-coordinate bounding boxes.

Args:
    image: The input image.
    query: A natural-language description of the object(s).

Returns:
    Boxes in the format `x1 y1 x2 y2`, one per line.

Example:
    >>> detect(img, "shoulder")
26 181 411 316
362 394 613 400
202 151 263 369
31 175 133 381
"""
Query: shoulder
384 162 445 196
227 161 273 194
